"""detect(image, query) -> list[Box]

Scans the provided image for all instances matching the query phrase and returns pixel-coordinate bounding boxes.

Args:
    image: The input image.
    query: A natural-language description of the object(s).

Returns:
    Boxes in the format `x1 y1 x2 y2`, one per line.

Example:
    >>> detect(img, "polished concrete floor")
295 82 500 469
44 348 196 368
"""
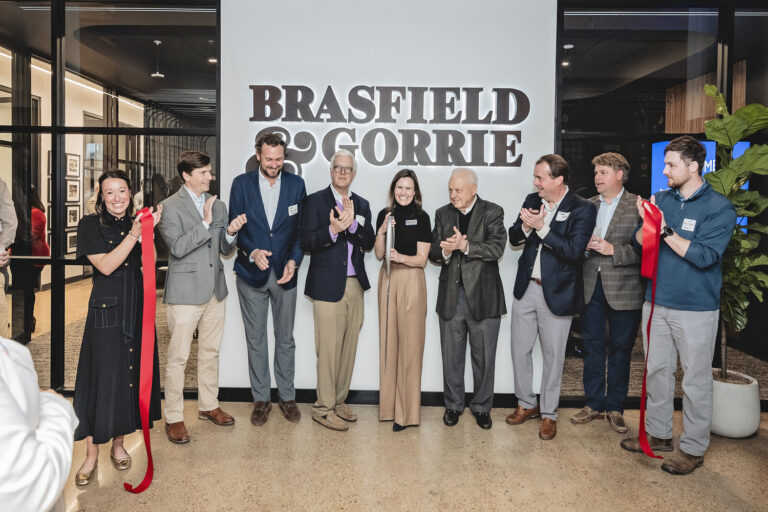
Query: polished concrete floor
64 402 768 512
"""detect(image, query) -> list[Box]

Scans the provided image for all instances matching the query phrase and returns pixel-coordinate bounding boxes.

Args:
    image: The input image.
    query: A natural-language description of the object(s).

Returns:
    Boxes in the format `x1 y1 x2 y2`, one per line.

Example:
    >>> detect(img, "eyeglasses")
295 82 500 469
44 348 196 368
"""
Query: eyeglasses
332 165 354 175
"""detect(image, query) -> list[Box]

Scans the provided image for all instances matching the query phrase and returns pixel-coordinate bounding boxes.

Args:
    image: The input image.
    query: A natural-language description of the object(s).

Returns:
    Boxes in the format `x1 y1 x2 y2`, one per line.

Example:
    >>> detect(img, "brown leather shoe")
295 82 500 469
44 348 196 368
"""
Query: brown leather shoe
198 407 235 426
661 451 704 475
250 401 272 426
620 434 674 453
506 405 540 425
279 399 301 422
539 418 557 440
165 421 190 444
605 411 628 434
335 403 357 422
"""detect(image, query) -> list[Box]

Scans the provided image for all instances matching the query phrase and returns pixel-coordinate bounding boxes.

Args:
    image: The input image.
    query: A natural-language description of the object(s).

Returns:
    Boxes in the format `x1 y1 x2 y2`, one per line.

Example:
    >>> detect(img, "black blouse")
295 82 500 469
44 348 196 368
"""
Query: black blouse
77 214 140 273
375 202 431 256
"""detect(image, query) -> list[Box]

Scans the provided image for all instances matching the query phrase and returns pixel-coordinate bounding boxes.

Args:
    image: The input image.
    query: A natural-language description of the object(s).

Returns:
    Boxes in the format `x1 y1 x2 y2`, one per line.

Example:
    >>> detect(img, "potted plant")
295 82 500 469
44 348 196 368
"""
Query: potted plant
702 85 768 438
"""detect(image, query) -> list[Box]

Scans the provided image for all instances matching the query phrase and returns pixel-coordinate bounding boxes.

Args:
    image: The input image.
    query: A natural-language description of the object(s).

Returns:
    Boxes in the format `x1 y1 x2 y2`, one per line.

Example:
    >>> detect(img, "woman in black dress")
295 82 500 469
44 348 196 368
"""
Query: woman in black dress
73 169 163 486
374 169 431 431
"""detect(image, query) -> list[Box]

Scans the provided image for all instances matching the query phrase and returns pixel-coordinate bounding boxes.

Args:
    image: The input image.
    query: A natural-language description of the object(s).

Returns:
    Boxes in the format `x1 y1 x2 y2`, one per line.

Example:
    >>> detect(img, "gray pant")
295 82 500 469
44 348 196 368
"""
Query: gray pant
642 302 718 457
439 285 500 414
237 272 298 403
510 282 572 420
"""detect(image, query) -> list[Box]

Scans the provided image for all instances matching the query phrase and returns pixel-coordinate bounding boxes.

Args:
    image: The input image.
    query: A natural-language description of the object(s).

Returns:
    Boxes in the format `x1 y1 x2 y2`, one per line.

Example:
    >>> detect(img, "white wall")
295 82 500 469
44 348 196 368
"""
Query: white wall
220 0 558 394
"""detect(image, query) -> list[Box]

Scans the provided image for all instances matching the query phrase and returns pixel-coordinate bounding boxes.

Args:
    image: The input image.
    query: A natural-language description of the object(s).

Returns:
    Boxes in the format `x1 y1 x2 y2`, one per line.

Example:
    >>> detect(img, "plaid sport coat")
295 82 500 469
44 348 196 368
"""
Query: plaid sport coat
583 190 644 311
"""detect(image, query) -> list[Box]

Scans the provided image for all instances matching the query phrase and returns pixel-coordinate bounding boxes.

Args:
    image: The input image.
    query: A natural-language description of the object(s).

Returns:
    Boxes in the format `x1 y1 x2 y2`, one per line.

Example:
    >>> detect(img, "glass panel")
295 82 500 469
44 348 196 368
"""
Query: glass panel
65 1 217 128
735 9 768 129
562 8 718 134
0 1 52 128
0 132 51 381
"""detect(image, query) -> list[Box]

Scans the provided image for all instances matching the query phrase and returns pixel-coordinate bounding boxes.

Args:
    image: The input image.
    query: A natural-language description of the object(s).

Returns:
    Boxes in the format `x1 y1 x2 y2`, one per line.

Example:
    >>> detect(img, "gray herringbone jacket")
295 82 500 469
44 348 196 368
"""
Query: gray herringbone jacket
583 190 644 311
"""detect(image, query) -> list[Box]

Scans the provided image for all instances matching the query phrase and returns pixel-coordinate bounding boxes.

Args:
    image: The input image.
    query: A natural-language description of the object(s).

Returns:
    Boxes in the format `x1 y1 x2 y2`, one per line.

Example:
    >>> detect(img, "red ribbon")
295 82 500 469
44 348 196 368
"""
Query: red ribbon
638 200 664 460
124 207 157 493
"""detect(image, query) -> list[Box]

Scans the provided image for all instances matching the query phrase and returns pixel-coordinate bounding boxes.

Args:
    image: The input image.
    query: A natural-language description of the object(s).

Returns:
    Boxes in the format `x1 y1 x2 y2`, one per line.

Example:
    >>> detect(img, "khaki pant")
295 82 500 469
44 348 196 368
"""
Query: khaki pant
378 264 426 425
312 277 364 417
164 295 226 423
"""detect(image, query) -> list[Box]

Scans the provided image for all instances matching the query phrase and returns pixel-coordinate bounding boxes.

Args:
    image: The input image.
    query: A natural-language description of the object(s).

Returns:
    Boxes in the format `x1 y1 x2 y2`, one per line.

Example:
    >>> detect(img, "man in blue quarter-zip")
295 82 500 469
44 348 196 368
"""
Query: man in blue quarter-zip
621 135 735 475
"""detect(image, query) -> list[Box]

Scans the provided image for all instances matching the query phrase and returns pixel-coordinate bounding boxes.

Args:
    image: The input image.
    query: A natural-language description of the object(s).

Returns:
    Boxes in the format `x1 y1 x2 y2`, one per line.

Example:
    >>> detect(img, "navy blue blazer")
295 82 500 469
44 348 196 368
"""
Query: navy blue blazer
229 170 307 289
301 186 375 302
508 190 596 316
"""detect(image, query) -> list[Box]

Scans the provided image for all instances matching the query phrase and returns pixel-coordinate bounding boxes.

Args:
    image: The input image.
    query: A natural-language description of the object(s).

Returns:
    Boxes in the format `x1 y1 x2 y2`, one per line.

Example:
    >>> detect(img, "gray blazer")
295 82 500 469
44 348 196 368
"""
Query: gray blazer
429 196 507 321
583 190 644 311
158 187 237 305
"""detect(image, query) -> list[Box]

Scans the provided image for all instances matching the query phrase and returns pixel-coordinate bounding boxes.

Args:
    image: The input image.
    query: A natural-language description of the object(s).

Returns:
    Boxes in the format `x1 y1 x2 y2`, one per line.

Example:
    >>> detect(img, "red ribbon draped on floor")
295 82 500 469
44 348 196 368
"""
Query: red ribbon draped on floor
639 200 664 460
124 207 157 493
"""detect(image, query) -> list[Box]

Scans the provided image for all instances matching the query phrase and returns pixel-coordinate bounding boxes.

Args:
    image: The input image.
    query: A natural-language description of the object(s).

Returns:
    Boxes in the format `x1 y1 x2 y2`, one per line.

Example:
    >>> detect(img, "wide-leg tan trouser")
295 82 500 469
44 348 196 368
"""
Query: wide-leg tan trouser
378 264 426 426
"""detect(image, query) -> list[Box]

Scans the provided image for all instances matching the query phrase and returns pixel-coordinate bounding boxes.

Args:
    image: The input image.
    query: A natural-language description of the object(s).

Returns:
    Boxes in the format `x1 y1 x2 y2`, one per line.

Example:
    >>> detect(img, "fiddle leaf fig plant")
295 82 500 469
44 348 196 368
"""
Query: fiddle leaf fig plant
703 85 768 378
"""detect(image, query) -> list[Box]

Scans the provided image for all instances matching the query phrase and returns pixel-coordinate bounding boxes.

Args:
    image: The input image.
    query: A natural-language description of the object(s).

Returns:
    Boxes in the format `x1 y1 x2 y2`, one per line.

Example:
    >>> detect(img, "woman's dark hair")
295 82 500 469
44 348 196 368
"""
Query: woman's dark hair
95 169 133 222
387 169 423 212
29 184 45 212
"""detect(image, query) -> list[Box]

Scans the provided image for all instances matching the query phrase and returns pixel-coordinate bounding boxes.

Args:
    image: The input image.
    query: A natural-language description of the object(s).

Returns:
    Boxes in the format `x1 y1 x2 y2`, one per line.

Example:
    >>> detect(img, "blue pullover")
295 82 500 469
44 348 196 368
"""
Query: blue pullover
633 180 735 311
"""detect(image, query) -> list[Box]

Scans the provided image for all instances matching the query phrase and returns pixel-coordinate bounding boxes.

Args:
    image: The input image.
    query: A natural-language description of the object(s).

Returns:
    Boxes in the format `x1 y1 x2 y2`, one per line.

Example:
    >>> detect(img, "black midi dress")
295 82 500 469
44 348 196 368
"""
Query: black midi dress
73 213 161 444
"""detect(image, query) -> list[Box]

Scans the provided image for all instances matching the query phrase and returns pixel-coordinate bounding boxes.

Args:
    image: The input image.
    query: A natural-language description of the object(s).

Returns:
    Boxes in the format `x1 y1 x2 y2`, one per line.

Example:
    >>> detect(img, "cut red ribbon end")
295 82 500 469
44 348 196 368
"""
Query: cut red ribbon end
124 207 157 493
639 200 664 460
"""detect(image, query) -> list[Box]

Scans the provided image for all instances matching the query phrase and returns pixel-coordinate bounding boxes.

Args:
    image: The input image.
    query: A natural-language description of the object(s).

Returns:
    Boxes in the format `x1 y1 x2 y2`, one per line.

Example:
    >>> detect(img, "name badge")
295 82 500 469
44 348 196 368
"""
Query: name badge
405 219 417 226
555 211 570 221
288 204 298 216
356 214 365 226
681 218 696 231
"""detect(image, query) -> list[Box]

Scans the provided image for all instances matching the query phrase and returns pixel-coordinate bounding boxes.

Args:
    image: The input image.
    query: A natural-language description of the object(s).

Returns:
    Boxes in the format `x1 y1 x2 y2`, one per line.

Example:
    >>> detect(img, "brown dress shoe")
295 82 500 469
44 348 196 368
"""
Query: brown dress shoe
335 403 357 422
250 401 272 426
620 434 674 453
165 421 190 444
312 411 349 431
279 399 301 422
661 451 704 475
198 407 235 426
506 405 540 425
539 418 557 440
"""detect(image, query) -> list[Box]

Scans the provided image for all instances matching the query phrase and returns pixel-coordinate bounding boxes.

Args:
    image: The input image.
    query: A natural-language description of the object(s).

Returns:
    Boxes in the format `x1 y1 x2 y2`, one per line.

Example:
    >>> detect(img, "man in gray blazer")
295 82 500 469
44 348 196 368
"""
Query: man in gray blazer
158 151 247 444
429 168 506 430
571 152 643 433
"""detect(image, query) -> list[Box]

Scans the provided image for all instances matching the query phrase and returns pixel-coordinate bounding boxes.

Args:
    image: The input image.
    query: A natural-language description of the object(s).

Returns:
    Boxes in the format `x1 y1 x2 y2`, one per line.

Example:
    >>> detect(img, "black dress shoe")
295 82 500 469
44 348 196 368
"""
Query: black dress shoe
473 411 492 430
393 422 406 432
443 409 460 426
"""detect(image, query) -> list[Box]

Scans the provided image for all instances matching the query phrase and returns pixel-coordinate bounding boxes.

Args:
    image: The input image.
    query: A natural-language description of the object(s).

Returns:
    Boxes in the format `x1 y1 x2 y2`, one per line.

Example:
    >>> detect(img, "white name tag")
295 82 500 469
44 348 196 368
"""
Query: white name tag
681 218 696 231
288 204 298 216
356 214 365 226
405 219 417 226
556 211 570 221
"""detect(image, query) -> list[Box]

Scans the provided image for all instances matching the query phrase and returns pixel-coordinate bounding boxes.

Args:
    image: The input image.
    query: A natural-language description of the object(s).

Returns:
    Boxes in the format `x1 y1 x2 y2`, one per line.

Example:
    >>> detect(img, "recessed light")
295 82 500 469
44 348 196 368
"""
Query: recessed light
563 43 575 50
562 61 570 67
208 57 218 64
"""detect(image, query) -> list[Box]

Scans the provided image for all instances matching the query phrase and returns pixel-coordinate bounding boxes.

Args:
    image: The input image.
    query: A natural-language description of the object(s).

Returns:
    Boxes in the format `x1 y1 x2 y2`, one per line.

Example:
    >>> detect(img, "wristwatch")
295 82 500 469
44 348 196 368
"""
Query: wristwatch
660 226 674 240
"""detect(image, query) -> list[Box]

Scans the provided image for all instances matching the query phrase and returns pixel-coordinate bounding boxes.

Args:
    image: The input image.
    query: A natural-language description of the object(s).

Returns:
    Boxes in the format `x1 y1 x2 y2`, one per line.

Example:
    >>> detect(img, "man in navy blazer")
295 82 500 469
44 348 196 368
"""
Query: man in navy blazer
229 133 307 426
301 149 375 431
506 154 596 440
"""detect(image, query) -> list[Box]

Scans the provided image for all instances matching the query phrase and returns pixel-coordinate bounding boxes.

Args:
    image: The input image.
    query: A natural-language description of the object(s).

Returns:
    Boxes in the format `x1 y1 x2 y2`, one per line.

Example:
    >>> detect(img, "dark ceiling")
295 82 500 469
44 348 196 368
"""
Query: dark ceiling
0 1 217 126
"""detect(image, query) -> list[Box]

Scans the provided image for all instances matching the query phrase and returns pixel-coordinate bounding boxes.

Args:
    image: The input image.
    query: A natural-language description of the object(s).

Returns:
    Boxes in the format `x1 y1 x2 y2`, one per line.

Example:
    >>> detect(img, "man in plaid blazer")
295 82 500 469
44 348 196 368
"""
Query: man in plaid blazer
570 153 643 433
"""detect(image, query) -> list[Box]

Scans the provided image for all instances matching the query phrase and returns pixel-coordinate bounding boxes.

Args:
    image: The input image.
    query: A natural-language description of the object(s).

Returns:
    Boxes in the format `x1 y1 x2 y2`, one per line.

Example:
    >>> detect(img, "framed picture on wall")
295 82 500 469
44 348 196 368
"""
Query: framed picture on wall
66 153 81 178
66 204 81 228
66 231 78 254
66 180 80 203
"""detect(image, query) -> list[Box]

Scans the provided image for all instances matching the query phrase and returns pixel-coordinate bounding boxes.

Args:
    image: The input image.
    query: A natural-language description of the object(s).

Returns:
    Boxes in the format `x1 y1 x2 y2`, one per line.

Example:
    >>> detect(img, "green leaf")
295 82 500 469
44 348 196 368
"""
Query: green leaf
705 115 749 148
734 103 768 138
730 144 768 178
753 271 768 286
748 223 768 235
705 84 729 116
730 190 768 217
748 254 768 269
704 168 733 196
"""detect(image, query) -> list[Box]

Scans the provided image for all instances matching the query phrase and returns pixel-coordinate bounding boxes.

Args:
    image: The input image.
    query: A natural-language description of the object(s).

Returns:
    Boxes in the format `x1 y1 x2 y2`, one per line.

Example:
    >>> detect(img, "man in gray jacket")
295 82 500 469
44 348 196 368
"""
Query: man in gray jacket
158 151 247 444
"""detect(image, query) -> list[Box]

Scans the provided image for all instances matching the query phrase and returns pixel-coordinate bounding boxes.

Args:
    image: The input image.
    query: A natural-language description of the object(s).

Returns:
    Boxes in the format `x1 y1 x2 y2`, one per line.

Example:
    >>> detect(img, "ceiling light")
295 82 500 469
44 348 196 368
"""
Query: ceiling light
151 40 165 79
563 43 574 50
562 61 570 67
208 57 218 64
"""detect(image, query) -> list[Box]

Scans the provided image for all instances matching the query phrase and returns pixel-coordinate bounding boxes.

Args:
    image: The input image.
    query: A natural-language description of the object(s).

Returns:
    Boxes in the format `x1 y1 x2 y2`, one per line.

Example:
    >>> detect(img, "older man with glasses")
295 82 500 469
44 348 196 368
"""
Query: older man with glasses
301 149 375 431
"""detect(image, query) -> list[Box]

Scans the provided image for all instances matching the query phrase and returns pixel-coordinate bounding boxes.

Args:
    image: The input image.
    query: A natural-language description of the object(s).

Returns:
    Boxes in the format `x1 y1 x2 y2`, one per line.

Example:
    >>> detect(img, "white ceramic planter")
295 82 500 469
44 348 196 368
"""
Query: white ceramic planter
711 369 761 438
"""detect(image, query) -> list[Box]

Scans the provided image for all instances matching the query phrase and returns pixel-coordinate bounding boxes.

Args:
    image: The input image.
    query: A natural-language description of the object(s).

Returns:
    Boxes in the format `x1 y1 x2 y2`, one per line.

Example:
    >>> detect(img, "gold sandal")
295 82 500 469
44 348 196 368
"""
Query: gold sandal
110 448 132 470
75 461 98 486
